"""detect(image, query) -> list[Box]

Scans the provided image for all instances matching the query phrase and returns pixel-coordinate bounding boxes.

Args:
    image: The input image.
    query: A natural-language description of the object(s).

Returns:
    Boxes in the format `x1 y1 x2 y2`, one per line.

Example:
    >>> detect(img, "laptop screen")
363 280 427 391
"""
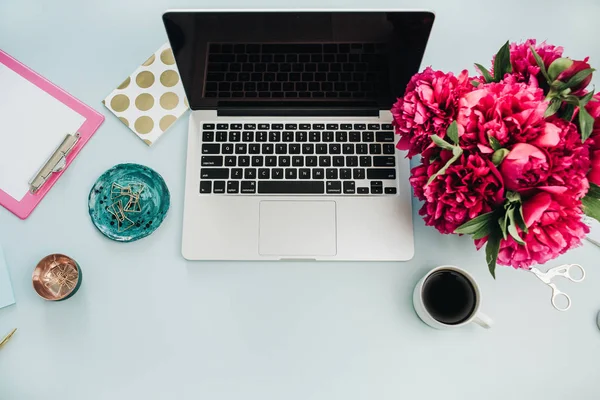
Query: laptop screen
163 11 435 111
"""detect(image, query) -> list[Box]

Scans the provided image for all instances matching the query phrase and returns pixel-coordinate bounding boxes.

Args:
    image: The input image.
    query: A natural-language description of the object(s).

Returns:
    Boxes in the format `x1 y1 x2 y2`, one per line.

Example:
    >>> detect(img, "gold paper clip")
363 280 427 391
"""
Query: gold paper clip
111 183 132 199
107 200 135 232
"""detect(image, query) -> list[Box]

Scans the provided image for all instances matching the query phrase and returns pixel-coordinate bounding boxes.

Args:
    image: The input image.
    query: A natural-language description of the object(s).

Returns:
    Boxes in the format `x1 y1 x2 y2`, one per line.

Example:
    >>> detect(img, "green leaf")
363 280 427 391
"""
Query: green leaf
475 63 493 83
580 90 595 106
506 208 525 245
544 98 562 118
492 148 510 166
446 121 459 145
547 57 573 81
426 148 462 185
472 225 494 240
455 211 496 235
556 68 595 92
488 136 502 151
471 80 481 87
560 103 576 122
515 204 528 233
579 105 594 142
430 134 455 151
582 195 600 224
493 41 512 82
586 182 600 199
498 213 509 240
485 231 502 279
529 45 550 83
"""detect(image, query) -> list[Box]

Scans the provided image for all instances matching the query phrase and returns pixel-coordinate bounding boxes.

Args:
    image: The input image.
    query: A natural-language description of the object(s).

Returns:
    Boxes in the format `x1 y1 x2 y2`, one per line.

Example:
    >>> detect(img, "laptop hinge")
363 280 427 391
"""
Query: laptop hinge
217 101 380 117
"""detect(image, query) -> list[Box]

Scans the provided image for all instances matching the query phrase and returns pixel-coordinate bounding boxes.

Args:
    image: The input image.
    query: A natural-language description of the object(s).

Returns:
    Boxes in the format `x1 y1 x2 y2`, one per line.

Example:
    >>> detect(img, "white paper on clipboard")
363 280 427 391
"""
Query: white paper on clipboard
0 63 85 201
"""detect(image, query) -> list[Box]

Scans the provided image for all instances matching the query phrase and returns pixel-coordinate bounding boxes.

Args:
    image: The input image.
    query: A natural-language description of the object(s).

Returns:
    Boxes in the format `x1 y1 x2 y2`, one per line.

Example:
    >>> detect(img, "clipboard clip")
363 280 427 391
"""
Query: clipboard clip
29 133 80 194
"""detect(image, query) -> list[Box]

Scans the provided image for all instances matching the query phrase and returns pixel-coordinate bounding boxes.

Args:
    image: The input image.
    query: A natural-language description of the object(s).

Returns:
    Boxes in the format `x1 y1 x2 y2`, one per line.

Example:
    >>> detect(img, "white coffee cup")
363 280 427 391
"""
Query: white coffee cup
413 265 493 330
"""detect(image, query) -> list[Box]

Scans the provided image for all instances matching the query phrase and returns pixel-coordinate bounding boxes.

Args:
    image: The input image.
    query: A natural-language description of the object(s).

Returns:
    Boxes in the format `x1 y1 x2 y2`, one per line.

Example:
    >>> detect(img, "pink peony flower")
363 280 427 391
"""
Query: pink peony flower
544 117 590 198
457 81 558 149
392 67 472 158
508 39 564 84
413 152 504 234
556 57 592 96
490 193 588 269
499 143 550 192
585 94 600 185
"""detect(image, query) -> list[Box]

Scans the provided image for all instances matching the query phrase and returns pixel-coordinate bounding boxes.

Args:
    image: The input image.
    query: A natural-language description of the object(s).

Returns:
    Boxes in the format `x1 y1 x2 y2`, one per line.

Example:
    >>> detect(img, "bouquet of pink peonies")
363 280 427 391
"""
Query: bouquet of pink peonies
392 39 600 277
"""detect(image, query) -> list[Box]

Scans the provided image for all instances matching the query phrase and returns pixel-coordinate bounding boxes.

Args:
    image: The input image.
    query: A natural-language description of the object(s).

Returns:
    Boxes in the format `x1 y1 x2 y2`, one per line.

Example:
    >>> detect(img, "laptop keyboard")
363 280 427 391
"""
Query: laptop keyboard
205 43 389 99
200 122 397 195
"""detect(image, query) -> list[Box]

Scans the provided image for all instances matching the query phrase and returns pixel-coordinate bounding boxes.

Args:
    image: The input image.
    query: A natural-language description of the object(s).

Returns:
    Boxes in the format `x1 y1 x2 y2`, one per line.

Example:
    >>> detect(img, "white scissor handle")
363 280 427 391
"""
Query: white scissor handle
549 283 572 311
562 264 585 283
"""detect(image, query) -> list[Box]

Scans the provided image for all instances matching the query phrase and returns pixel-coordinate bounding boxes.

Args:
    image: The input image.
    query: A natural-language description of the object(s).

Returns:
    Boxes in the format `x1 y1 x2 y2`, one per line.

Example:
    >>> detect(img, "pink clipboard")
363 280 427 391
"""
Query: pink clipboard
0 50 104 220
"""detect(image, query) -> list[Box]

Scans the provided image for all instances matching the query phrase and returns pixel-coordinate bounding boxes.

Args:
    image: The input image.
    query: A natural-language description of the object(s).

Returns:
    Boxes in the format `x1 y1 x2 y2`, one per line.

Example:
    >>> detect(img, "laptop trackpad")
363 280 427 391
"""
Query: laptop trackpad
259 201 337 257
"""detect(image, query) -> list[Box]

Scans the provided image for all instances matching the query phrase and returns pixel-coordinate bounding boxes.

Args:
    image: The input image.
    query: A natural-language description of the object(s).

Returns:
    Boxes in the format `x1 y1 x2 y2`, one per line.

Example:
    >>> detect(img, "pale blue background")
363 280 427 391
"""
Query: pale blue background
1 1 600 399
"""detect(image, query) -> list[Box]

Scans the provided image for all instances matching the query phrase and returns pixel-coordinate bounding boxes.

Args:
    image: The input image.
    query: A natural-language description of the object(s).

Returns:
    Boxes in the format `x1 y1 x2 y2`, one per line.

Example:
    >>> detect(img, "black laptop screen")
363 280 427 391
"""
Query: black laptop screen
162 11 435 111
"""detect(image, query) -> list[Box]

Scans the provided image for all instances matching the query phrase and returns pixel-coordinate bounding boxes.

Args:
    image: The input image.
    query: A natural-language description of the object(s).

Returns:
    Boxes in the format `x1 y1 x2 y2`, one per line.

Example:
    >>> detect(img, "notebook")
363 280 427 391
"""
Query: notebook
0 244 15 310
0 50 104 219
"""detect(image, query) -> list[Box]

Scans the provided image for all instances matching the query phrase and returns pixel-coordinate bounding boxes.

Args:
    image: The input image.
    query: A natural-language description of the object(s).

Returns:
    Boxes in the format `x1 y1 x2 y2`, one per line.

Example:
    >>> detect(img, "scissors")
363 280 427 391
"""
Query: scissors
530 264 585 311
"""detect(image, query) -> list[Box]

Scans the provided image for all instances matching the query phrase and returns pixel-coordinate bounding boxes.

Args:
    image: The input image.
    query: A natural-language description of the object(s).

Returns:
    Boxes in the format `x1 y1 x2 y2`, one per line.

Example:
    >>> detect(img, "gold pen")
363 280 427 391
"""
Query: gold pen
0 328 17 349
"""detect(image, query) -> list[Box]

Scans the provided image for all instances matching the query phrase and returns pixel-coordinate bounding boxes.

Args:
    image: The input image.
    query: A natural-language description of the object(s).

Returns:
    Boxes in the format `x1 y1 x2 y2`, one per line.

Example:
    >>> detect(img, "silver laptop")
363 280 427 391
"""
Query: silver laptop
163 10 435 261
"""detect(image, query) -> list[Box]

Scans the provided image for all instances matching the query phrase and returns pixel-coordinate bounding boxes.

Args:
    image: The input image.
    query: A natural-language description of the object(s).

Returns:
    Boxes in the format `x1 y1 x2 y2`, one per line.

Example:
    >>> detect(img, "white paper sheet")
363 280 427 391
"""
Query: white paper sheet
0 63 85 200
0 244 15 309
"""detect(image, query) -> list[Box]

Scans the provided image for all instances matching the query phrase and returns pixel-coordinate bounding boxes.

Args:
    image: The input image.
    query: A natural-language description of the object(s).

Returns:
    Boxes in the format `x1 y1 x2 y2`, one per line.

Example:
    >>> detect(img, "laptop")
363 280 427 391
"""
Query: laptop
162 10 435 261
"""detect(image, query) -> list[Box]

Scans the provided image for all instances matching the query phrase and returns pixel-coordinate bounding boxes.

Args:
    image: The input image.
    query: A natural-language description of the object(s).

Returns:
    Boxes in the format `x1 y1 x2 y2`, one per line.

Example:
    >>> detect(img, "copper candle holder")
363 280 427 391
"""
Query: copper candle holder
32 254 82 301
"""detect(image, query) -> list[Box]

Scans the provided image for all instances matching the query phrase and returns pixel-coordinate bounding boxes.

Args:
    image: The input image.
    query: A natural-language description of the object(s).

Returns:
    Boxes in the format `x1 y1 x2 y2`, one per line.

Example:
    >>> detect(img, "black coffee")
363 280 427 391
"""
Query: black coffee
422 270 477 325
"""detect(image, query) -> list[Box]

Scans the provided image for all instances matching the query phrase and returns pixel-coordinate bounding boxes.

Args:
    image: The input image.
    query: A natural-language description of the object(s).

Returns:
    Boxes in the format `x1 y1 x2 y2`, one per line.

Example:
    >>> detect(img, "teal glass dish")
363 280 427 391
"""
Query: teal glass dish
88 163 170 242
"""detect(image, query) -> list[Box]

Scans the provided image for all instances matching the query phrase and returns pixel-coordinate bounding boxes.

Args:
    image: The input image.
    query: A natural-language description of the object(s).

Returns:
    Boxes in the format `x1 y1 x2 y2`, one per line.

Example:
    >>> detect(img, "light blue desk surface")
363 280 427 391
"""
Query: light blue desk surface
1 1 600 399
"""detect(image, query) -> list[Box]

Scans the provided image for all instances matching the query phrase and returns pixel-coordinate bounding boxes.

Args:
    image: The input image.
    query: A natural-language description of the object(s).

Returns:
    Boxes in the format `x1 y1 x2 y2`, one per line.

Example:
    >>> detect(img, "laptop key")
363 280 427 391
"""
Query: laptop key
235 144 247 154
323 131 334 142
299 168 311 179
241 181 256 194
216 131 228 142
243 123 256 130
278 156 291 167
292 156 304 167
203 123 215 129
326 169 338 179
346 156 358 167
242 131 254 142
216 123 229 130
336 131 347 142
313 123 325 130
370 144 382 154
357 187 369 194
373 156 396 167
354 124 366 130
224 156 236 167
359 156 372 167
326 181 342 194
285 124 298 130
382 124 393 130
341 124 353 130
348 131 361 142
229 131 241 142
289 144 301 154
258 181 325 194
230 123 242 129
269 131 281 142
255 131 268 142
285 168 298 179
300 123 311 130
222 144 234 154
362 132 374 142
368 124 381 130
262 144 274 154
238 156 249 167
385 187 397 194
252 156 264 166
244 168 257 179
333 156 344 167
272 168 284 179
231 169 243 179
353 168 366 180
329 144 341 154
383 144 395 154
249 144 260 154
202 131 215 142
272 123 283 129
343 181 355 194
295 131 307 142
202 144 220 154
259 168 270 179
340 168 352 180
376 131 394 142
227 181 239 193
200 181 212 194
202 156 223 166
265 156 277 166
367 169 396 180
276 144 287 154
201 168 229 179
213 181 226 194
356 144 368 154
313 168 325 179
302 144 314 154
319 156 331 167
258 123 270 130
306 156 317 166
327 124 339 130
309 131 321 142
316 144 327 154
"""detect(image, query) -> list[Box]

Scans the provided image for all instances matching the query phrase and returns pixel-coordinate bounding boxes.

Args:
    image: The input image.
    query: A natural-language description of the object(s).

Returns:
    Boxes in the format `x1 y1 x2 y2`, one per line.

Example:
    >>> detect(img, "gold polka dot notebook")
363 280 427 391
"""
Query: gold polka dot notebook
103 43 189 146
